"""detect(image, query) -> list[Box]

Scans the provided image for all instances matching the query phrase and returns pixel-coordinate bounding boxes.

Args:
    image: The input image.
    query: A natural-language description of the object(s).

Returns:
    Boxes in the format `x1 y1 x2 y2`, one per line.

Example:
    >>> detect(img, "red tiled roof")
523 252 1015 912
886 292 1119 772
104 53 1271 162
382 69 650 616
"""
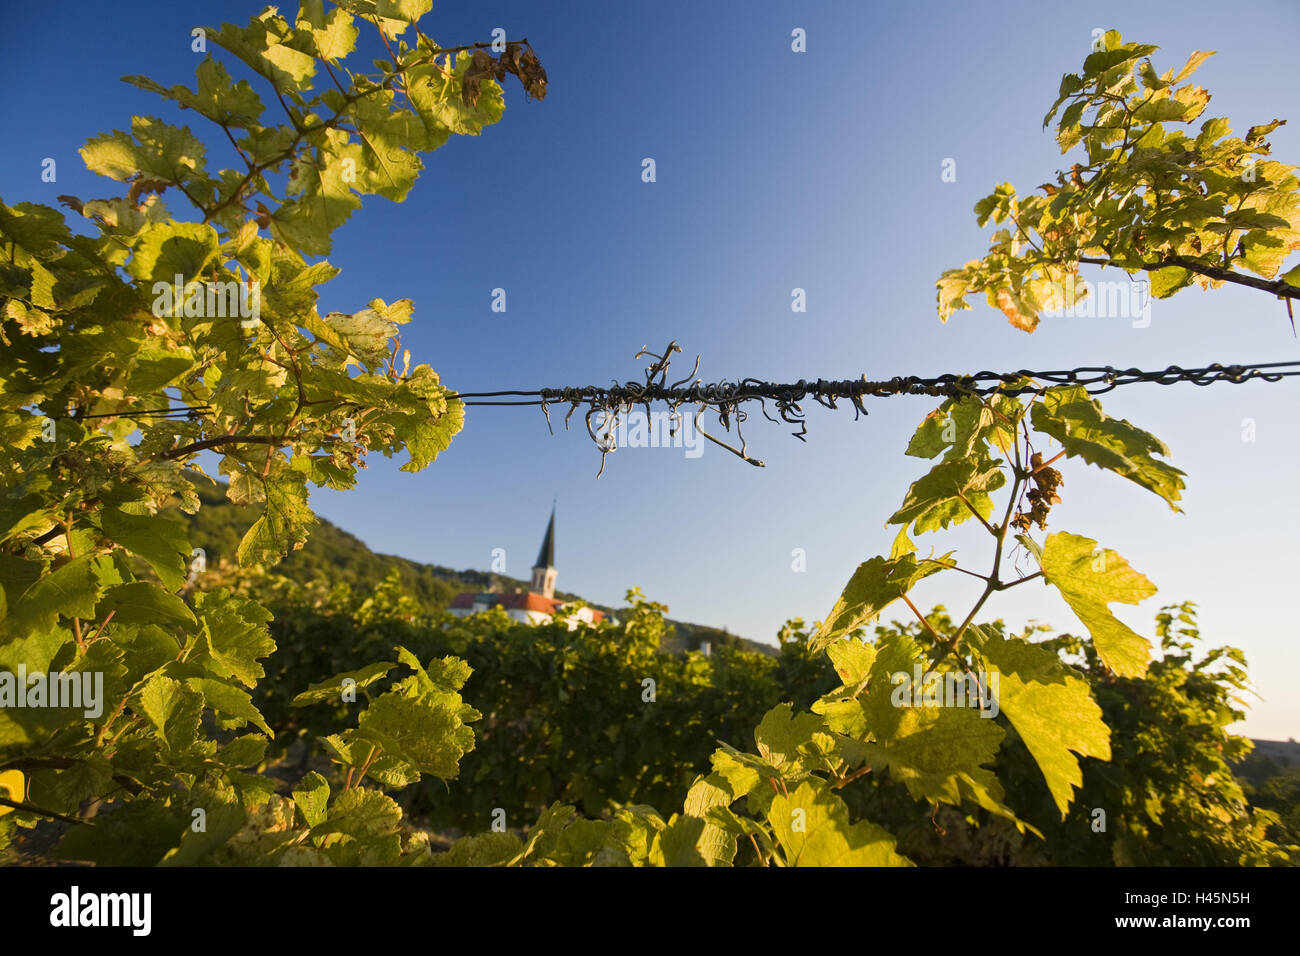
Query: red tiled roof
449 591 604 622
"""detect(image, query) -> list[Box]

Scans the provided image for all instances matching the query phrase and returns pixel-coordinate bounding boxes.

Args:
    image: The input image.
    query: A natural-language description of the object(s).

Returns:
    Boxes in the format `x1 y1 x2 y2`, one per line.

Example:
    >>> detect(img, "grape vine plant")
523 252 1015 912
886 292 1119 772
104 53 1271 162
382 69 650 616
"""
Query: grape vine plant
0 9 1295 865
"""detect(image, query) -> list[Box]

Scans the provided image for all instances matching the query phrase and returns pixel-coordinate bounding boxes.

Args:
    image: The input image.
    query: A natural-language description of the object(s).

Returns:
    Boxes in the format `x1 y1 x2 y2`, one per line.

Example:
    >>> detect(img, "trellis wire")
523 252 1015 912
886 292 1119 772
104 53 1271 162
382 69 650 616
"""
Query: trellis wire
45 344 1300 476
444 342 1300 473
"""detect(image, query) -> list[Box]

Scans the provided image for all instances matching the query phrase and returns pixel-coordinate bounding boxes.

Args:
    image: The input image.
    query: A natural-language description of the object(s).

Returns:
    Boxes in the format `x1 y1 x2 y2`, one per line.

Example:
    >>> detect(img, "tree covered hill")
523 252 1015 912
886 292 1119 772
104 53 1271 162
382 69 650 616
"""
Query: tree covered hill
176 479 767 656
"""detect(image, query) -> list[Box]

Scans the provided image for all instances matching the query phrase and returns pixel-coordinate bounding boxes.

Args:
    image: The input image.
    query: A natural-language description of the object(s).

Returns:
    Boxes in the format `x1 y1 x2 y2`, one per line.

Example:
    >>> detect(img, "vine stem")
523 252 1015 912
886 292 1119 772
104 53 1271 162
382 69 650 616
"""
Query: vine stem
920 558 991 583
349 745 382 789
901 593 944 645
154 434 286 460
0 795 89 826
954 489 998 536
88 610 115 644
1070 254 1300 300
996 570 1043 590
95 696 129 746
929 401 1036 670
830 764 873 790
1032 450 1066 473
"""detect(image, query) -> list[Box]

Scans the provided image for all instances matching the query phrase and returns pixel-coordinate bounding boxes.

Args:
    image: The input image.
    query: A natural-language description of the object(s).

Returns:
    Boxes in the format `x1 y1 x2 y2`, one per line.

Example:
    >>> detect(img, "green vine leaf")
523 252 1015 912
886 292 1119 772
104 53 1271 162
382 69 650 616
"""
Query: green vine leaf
355 690 478 782
292 771 331 828
236 472 316 568
123 58 266 129
888 450 1006 538
943 30 1300 332
97 581 197 630
812 553 951 653
192 590 276 688
80 116 208 186
101 506 191 592
0 554 103 640
291 660 395 706
1030 386 1185 509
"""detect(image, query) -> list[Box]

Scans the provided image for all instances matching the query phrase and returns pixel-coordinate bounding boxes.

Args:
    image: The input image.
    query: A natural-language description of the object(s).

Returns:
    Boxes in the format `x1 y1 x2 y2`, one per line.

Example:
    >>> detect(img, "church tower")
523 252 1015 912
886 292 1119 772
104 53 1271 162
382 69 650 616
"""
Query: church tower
530 505 557 599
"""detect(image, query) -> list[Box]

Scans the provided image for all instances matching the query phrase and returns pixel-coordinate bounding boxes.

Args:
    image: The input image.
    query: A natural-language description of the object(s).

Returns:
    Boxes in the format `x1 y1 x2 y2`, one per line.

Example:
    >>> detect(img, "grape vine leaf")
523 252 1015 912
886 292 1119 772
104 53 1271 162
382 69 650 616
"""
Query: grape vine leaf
767 780 912 867
97 582 197 629
80 116 208 187
311 787 402 843
123 57 266 129
906 394 1019 461
236 472 315 568
291 660 396 706
296 1 360 61
754 703 828 774
101 506 191 592
1030 386 1185 509
649 814 708 867
186 676 273 736
970 625 1112 817
218 734 269 769
888 450 1006 540
0 554 103 640
433 832 523 867
812 553 951 652
139 674 205 754
859 705 1025 824
681 773 739 866
1040 531 1156 678
826 638 876 687
159 785 246 866
192 590 276 688
355 690 478 782
292 771 331 828
56 797 187 865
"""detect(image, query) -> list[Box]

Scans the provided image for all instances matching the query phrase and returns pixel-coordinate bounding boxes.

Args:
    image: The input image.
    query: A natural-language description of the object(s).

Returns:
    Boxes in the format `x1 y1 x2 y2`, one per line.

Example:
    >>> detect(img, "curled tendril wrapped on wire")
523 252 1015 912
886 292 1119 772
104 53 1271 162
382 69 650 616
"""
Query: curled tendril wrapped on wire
444 347 1300 477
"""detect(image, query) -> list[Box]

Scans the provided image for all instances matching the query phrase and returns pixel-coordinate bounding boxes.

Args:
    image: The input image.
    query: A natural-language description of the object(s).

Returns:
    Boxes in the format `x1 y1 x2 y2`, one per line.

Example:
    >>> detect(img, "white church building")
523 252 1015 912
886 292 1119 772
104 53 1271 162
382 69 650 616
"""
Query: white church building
448 507 605 628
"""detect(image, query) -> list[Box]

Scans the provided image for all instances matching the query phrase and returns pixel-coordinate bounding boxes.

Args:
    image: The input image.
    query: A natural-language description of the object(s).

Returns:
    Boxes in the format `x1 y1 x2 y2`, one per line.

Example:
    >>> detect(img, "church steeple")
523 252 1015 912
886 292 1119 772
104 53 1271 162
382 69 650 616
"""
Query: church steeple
530 504 557 599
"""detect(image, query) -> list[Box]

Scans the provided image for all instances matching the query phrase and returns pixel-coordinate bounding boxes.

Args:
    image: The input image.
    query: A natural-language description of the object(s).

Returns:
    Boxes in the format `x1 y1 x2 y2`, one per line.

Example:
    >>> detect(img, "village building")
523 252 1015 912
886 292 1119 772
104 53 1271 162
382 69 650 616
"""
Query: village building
448 507 605 628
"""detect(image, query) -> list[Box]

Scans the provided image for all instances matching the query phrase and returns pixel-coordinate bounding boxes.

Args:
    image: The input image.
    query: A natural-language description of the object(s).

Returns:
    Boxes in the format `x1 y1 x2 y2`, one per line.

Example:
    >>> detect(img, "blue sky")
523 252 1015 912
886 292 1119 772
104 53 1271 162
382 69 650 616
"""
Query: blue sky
2 0 1298 738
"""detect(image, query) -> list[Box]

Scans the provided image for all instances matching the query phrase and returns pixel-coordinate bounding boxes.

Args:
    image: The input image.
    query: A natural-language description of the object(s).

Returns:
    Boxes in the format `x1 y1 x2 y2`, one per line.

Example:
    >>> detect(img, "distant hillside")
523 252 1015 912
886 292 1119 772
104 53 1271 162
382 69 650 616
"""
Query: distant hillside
177 480 773 657
1237 738 1300 787
1247 739 1300 764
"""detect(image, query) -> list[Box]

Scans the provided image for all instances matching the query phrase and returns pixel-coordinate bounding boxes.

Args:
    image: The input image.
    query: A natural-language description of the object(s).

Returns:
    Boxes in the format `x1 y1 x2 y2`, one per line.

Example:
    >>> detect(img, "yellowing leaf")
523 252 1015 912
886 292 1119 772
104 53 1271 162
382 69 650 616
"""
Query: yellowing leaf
996 287 1039 332
0 770 24 815
767 780 911 867
971 626 1111 817
1171 50 1215 84
1040 531 1155 677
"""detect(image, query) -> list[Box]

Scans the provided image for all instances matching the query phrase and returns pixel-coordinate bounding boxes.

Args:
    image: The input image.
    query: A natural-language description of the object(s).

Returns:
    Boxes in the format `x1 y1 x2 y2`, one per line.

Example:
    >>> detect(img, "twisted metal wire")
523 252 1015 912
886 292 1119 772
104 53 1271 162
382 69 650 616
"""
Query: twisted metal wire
45 346 1299 476
445 342 1300 474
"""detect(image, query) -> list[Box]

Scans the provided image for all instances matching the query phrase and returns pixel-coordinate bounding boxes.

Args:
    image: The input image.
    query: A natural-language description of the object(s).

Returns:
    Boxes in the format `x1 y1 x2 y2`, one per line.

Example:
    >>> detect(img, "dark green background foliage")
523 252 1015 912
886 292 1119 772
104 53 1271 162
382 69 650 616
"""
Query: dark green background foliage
200 530 1294 864
224 567 827 830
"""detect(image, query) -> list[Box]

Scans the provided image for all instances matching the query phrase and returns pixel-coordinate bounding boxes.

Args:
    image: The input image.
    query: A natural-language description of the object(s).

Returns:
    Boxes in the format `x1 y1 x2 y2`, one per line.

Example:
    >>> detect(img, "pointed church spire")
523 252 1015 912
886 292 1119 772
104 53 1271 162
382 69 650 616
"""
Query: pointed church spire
530 503 557 598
